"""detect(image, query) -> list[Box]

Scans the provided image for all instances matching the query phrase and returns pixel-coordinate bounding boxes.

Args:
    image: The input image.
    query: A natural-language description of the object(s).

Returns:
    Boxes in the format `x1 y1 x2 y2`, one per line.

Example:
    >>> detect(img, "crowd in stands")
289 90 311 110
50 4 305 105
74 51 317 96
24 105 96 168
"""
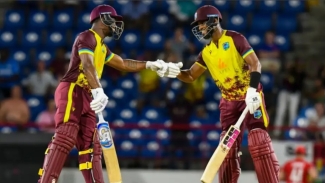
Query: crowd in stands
0 1 325 169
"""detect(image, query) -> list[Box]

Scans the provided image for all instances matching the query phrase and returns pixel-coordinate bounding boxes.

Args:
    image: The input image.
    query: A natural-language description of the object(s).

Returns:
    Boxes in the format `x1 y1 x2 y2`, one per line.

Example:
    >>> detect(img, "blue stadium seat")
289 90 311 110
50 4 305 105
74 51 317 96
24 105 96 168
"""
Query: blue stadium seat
205 101 220 119
148 0 170 14
151 14 173 31
109 88 128 103
36 50 54 65
213 91 222 102
170 79 183 95
242 130 249 146
104 36 116 49
100 76 111 91
11 49 29 66
260 72 274 92
234 0 255 14
87 0 107 10
206 130 221 147
25 95 46 121
29 11 49 29
141 141 163 158
118 140 138 158
0 30 16 48
116 108 138 123
275 15 297 34
53 10 73 31
22 31 42 47
128 129 145 146
77 11 90 31
4 10 25 29
283 0 305 14
250 15 272 33
113 0 129 14
246 33 264 50
141 107 163 123
212 0 230 11
156 129 170 146
274 34 290 51
0 126 18 134
144 31 165 50
117 76 137 98
258 0 279 14
227 14 247 32
46 31 66 49
120 30 141 52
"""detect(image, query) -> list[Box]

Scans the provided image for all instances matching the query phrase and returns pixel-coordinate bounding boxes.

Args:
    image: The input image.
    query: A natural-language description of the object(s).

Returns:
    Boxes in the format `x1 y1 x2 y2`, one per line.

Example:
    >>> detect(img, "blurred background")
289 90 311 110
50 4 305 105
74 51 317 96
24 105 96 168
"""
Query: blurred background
0 0 325 182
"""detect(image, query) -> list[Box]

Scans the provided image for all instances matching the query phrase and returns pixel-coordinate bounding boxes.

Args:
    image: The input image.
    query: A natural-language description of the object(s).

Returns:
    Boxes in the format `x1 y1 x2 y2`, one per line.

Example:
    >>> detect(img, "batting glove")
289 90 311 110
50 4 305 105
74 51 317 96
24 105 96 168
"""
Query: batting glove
90 88 109 114
156 60 183 78
245 87 261 114
145 60 165 71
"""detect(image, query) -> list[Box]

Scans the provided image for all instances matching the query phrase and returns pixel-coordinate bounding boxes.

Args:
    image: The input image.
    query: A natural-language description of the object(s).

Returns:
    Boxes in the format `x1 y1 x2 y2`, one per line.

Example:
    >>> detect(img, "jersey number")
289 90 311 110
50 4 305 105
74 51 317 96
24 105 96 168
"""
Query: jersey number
289 165 304 182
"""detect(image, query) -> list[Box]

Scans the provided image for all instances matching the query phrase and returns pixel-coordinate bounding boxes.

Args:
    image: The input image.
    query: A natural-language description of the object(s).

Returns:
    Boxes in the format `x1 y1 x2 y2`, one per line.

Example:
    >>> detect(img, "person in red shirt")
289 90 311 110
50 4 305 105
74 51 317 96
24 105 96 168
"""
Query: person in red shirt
280 145 318 183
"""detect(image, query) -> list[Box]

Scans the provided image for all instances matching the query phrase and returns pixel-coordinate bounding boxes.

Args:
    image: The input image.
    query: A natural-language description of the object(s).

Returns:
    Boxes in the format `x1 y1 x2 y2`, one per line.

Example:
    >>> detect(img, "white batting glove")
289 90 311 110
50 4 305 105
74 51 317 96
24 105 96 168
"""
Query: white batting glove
156 61 183 78
145 60 165 71
245 87 261 114
90 88 109 114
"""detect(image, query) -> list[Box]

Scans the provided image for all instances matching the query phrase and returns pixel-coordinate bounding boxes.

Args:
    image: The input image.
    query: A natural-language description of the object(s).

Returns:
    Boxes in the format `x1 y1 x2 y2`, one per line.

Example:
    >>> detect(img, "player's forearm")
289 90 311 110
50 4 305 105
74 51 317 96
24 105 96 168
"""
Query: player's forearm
177 70 195 83
121 59 146 72
83 62 101 89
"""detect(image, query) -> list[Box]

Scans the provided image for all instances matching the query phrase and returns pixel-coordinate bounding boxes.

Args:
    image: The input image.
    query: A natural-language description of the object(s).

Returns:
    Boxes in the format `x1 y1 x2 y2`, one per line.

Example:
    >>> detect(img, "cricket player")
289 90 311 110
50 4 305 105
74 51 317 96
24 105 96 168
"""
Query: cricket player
37 5 181 183
280 145 318 183
160 5 280 183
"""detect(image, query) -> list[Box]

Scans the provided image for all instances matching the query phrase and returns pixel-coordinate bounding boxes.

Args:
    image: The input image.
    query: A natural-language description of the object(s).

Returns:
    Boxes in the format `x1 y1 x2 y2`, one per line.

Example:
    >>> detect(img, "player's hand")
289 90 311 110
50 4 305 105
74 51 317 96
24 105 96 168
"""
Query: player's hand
156 61 183 78
90 88 109 114
245 87 261 114
145 60 166 71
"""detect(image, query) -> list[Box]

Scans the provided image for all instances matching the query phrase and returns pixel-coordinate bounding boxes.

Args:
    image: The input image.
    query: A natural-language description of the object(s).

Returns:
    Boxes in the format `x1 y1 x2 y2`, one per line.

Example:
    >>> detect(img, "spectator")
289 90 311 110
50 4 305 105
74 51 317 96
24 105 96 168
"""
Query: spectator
122 0 148 28
167 95 192 169
49 47 69 79
0 85 30 125
166 28 190 62
36 98 56 133
0 48 20 100
310 78 325 103
273 60 306 137
22 61 57 97
305 102 325 140
184 74 206 105
190 105 210 124
258 31 281 73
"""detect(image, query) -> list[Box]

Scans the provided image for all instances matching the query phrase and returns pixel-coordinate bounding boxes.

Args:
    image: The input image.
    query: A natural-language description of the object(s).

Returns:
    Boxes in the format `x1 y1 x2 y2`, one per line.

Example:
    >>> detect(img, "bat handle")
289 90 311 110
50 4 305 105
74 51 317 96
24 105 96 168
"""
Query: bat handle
97 112 105 122
234 106 249 129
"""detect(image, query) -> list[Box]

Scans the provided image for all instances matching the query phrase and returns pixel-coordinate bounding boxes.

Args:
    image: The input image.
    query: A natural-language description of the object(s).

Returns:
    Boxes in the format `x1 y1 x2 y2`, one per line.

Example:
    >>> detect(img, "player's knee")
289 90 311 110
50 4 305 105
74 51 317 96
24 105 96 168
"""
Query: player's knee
53 123 79 150
247 122 266 131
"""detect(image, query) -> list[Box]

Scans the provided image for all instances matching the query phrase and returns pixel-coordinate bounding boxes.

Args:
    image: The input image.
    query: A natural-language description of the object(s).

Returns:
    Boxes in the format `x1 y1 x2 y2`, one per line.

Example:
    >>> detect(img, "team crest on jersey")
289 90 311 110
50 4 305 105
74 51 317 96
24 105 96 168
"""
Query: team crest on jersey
223 42 230 51
254 110 262 119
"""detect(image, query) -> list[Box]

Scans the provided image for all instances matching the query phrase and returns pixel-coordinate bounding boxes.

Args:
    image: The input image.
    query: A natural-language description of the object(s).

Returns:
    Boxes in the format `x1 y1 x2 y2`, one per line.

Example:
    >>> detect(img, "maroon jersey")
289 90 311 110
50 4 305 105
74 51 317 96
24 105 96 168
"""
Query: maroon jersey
61 29 114 91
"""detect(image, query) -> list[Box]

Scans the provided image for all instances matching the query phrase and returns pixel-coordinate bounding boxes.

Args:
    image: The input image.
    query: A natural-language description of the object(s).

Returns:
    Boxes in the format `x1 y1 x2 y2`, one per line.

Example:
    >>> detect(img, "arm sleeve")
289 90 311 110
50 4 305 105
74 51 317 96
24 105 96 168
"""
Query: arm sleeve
232 33 254 59
77 32 97 56
195 52 207 69
105 45 115 63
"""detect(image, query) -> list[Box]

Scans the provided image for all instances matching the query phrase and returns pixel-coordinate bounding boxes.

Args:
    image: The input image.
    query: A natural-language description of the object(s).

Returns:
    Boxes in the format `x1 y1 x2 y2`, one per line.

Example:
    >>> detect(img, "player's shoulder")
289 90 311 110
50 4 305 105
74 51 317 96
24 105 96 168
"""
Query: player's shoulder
225 30 246 39
77 30 96 42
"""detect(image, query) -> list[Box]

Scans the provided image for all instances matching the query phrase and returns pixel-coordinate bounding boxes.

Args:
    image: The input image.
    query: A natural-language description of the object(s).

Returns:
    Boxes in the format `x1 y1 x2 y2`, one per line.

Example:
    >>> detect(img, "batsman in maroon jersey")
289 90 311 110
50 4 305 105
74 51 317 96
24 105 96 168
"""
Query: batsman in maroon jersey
37 5 181 183
172 5 280 183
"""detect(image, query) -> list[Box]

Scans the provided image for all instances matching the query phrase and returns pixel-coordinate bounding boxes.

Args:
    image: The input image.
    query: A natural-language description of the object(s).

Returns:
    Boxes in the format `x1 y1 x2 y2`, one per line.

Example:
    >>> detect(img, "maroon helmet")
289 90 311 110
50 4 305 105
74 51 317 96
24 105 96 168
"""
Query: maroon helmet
191 5 222 41
90 5 124 40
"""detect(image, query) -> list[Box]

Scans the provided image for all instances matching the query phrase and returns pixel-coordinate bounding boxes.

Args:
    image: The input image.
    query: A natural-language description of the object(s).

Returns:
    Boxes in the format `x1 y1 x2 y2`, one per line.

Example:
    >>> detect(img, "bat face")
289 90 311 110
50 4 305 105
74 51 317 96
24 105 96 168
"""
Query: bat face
220 126 240 152
97 122 113 148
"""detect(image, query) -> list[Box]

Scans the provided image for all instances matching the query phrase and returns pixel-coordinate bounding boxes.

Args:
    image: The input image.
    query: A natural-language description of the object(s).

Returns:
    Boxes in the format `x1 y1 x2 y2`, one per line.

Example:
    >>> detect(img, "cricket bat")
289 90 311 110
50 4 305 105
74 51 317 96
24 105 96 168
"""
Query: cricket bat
200 106 249 183
96 112 122 183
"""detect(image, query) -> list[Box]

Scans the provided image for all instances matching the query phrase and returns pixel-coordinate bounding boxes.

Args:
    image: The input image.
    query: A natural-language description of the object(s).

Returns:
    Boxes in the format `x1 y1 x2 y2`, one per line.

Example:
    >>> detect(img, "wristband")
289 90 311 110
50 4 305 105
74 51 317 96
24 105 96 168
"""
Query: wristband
249 71 261 89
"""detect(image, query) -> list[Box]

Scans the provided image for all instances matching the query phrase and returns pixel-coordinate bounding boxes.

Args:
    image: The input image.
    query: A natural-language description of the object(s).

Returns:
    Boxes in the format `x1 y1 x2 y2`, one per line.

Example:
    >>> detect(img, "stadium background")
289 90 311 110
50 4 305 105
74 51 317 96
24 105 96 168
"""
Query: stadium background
0 0 324 182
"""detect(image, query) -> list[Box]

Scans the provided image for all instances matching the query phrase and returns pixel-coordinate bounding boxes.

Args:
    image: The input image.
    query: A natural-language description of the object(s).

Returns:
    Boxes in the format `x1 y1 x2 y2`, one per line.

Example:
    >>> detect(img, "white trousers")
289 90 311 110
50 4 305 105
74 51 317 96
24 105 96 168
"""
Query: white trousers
274 90 301 134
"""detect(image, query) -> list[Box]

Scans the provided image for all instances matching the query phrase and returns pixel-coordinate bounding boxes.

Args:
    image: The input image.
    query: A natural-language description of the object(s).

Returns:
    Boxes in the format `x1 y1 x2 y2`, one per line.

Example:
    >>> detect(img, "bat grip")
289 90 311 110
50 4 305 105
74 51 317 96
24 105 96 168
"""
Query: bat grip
234 106 249 129
97 112 105 122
